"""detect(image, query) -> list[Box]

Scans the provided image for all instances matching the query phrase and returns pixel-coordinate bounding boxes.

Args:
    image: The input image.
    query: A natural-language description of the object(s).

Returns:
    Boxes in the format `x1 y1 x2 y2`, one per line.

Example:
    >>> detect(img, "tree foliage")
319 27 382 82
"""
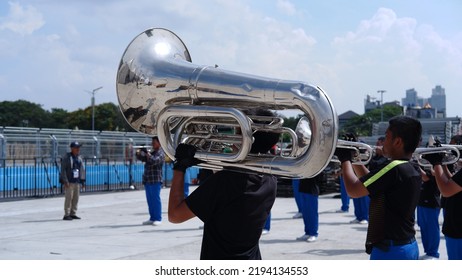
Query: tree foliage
341 105 403 136
0 100 134 131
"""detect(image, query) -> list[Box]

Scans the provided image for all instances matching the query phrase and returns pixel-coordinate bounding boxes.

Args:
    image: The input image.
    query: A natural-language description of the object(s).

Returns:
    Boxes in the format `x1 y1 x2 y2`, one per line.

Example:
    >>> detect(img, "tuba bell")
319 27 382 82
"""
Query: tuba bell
116 28 338 178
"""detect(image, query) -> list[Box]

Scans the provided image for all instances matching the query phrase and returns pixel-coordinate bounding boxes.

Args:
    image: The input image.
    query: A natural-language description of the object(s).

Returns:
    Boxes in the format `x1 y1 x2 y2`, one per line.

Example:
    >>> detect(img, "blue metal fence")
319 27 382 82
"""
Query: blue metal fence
0 158 199 200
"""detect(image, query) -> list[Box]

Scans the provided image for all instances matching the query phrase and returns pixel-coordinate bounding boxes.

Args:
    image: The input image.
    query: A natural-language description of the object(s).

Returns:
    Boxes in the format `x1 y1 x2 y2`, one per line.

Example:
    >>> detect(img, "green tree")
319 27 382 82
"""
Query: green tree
0 100 51 127
49 108 70 129
94 102 133 131
341 105 403 136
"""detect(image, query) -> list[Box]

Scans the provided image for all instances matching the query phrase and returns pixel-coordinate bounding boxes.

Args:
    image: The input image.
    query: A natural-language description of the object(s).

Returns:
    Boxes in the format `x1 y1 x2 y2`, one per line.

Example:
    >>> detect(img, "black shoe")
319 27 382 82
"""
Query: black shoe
70 215 81 219
63 216 73 221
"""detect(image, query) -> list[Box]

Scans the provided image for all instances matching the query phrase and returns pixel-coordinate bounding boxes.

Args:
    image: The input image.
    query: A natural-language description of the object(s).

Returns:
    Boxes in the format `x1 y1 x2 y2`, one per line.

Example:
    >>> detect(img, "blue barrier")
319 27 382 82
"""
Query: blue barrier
0 158 200 199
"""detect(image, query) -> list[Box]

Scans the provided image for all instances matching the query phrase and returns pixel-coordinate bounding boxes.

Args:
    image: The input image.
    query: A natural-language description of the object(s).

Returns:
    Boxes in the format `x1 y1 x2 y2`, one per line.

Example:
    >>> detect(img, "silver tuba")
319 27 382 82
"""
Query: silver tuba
116 28 338 178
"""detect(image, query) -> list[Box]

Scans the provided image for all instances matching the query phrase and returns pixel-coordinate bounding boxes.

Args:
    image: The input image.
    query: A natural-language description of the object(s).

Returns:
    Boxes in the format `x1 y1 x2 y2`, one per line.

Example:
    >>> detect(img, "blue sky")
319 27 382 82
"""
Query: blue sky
0 0 461 118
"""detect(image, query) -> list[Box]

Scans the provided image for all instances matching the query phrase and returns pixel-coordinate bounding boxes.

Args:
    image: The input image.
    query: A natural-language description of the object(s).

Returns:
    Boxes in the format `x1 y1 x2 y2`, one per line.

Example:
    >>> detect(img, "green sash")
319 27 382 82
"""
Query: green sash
363 160 407 187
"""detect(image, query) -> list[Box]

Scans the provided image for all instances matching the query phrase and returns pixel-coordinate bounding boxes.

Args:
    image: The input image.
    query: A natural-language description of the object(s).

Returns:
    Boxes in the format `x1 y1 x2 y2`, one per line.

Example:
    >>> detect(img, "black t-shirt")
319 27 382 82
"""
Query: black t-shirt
418 173 441 209
360 160 421 248
368 155 388 172
298 175 321 195
442 170 462 238
185 170 277 260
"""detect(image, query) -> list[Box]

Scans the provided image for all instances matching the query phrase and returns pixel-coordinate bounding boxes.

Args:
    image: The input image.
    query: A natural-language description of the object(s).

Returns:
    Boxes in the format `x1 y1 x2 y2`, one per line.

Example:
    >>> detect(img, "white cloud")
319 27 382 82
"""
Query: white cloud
328 7 460 113
0 1 460 119
0 1 44 36
277 0 296 16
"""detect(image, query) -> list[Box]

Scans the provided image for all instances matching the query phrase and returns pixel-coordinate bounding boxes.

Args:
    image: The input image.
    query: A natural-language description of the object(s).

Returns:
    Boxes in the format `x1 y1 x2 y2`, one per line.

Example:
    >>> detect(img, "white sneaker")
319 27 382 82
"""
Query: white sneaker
152 221 162 226
307 236 317 242
296 234 310 241
419 255 438 260
261 229 270 235
359 220 368 224
292 212 303 219
142 220 154 225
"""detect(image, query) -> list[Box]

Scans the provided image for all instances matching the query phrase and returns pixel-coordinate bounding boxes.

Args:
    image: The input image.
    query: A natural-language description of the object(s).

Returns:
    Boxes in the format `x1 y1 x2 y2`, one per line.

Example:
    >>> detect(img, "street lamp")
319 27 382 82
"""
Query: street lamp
86 86 103 131
377 90 386 122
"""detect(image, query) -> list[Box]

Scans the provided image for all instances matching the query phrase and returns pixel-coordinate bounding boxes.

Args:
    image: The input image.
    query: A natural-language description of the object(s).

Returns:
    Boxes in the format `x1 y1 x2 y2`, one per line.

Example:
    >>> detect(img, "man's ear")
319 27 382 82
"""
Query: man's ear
393 136 403 148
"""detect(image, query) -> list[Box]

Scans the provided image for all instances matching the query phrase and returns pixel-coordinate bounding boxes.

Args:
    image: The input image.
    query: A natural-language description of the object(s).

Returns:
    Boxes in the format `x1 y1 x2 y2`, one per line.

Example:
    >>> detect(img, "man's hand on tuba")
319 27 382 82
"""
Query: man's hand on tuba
173 144 204 173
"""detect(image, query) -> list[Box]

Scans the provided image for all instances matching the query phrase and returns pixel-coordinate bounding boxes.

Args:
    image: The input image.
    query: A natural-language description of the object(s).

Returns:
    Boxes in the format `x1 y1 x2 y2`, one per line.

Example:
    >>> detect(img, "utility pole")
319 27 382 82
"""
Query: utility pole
86 86 103 131
377 90 386 122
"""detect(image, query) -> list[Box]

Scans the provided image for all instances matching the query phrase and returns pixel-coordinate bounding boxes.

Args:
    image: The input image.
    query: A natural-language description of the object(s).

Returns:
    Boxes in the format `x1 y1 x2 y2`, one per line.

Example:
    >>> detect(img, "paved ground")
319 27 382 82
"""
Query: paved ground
0 187 446 260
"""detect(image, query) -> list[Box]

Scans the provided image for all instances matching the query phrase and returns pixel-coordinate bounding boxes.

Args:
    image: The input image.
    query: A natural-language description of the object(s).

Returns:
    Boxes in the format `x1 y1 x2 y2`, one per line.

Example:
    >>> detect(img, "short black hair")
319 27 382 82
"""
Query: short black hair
387 116 422 154
152 136 159 143
450 135 462 145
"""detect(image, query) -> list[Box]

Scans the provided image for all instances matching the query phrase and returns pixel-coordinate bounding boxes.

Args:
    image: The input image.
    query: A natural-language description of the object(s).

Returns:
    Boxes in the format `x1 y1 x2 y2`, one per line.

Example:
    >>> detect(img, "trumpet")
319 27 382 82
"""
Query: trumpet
116 28 338 178
133 145 152 162
412 146 460 167
333 140 374 165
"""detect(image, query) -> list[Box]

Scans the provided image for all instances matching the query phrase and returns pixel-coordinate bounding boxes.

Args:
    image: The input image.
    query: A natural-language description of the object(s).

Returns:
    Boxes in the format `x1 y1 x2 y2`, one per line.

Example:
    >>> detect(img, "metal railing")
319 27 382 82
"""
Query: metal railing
0 157 199 200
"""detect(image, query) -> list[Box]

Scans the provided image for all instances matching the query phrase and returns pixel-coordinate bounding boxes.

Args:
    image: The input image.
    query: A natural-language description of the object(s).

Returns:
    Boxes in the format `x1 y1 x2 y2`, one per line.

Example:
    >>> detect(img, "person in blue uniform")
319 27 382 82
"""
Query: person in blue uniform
423 150 462 260
295 174 322 243
336 116 422 260
417 167 441 259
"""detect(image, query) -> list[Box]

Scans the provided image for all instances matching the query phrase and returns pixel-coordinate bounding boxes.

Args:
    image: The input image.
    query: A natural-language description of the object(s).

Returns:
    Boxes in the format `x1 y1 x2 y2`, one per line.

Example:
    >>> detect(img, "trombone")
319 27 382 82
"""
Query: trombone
412 146 460 168
332 140 374 165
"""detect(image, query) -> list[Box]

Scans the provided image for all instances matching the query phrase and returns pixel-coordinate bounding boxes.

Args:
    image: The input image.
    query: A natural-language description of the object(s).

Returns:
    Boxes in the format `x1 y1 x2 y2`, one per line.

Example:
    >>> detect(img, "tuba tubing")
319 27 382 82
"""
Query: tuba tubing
116 28 338 178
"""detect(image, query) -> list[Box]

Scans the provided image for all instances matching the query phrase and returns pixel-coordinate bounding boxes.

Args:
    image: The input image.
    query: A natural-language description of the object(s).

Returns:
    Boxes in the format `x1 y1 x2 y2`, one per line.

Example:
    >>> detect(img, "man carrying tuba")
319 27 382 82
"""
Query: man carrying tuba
168 108 280 260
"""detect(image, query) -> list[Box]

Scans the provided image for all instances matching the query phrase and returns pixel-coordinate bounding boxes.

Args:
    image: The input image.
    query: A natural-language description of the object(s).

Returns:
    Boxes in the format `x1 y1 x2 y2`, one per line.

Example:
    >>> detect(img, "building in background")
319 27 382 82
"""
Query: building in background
402 85 447 118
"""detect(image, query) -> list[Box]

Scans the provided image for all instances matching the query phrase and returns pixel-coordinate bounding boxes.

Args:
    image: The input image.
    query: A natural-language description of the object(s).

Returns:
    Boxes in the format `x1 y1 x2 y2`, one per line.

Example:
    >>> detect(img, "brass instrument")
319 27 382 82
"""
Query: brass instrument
333 140 373 165
116 28 338 178
412 146 460 167
132 145 152 162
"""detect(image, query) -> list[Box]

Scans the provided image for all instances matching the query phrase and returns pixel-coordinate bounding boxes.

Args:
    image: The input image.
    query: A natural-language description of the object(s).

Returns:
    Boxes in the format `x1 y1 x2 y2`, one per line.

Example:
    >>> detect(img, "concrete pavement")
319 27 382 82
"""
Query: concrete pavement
0 187 447 260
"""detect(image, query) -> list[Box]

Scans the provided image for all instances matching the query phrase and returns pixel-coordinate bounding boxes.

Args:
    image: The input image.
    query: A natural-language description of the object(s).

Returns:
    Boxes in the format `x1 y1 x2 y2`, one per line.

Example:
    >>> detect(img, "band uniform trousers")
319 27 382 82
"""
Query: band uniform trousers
145 182 162 222
64 183 80 216
417 206 441 258
353 195 370 221
445 236 462 260
370 239 419 260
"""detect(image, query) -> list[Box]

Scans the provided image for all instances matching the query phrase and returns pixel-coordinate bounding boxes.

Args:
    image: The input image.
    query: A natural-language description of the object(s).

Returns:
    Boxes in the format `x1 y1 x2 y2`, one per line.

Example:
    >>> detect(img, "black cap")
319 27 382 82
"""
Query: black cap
70 141 82 148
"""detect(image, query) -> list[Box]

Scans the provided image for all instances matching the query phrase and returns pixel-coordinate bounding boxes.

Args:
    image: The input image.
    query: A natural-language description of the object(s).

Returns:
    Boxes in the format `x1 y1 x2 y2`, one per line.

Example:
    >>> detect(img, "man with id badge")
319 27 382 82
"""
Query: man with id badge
60 141 86 220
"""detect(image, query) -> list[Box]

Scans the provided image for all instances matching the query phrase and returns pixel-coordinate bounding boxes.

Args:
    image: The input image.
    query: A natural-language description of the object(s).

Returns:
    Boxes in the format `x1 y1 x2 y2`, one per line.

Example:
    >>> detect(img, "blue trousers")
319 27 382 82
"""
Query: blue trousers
445 236 462 260
145 182 162 222
292 179 302 213
339 176 350 212
184 182 190 198
264 213 271 231
353 195 370 221
417 206 441 258
370 240 419 260
301 192 319 236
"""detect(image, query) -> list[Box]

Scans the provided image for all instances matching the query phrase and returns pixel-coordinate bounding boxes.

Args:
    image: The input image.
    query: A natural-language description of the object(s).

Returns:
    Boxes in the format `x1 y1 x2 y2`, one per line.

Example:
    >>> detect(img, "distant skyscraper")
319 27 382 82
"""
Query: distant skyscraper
429 85 446 118
402 88 424 109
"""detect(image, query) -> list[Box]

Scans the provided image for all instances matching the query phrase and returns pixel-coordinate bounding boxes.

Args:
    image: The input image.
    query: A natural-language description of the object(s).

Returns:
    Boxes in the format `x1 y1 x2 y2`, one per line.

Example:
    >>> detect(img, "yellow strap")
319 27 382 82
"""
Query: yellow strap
363 160 407 187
